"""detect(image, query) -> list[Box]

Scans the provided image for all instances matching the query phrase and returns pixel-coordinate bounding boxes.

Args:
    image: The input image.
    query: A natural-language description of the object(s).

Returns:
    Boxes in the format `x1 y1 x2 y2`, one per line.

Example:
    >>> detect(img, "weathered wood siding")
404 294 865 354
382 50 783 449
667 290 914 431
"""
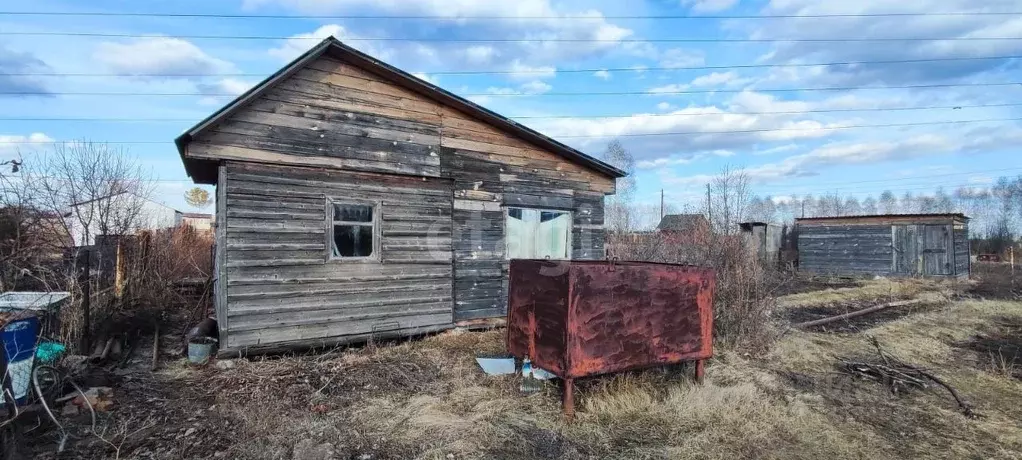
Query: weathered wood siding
188 53 616 328
443 150 609 321
214 165 228 339
798 224 894 275
953 223 970 276
221 161 454 351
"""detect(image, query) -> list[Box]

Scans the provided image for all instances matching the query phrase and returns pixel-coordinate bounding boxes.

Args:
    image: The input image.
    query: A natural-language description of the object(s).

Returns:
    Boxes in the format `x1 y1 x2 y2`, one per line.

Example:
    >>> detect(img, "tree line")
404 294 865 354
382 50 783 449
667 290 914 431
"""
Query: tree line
743 177 1022 241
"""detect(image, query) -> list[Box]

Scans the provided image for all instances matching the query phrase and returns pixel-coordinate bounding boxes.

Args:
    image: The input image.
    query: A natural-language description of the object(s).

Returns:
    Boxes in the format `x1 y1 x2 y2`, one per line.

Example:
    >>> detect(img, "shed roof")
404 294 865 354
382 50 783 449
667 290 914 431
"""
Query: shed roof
657 214 709 232
796 213 969 225
175 37 627 184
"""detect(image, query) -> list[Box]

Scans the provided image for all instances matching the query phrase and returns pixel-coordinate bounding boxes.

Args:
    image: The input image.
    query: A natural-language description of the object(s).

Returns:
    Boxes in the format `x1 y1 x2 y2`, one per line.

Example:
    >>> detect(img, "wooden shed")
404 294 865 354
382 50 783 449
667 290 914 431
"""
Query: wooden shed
739 222 784 265
174 38 625 355
796 214 970 278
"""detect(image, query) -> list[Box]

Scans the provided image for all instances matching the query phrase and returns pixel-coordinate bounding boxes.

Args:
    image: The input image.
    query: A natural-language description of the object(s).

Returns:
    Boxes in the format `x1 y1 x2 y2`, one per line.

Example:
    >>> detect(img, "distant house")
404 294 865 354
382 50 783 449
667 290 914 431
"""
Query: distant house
180 213 214 232
65 193 182 246
657 214 710 235
796 213 970 277
657 214 712 247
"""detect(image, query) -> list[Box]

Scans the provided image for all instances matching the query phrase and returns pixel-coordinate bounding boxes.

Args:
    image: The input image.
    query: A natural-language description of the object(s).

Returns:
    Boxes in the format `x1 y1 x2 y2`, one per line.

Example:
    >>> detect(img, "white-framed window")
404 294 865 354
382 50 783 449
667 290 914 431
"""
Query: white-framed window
505 207 572 260
328 199 379 261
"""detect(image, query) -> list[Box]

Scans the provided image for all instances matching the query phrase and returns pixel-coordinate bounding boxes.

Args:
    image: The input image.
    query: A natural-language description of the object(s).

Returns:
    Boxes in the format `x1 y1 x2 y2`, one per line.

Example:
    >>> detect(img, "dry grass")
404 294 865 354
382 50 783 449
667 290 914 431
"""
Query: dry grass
59 279 1022 459
776 277 961 310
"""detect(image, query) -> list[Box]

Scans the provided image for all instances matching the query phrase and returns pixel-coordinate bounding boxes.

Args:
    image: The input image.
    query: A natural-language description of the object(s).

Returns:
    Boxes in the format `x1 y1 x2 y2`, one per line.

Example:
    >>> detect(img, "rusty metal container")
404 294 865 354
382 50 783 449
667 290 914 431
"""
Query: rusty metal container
506 259 715 415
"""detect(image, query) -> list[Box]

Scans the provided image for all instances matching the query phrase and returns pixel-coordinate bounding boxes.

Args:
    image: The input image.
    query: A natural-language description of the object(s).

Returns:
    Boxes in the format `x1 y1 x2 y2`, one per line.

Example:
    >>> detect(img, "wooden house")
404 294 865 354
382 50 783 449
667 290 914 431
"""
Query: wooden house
796 214 969 278
174 38 625 355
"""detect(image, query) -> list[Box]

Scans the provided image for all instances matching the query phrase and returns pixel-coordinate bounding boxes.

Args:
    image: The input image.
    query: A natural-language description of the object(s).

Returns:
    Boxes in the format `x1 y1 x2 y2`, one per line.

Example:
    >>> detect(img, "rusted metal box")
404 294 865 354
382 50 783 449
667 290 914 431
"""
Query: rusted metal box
506 259 715 415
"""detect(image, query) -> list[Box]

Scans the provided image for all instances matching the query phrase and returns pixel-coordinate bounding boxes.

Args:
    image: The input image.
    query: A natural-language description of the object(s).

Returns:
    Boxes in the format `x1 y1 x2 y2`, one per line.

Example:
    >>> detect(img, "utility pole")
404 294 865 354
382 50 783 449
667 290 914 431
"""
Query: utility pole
706 183 712 228
660 189 664 221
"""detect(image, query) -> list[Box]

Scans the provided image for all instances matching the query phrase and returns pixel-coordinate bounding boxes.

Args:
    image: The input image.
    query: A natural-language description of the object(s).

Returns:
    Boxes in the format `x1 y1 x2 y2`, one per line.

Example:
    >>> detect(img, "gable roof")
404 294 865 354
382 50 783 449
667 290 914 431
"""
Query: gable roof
175 36 627 184
657 214 709 232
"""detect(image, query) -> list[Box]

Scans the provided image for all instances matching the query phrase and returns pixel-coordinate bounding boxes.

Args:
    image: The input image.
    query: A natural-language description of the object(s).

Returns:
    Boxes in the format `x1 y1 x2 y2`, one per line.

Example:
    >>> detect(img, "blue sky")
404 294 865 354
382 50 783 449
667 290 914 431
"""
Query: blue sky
1 0 1021 216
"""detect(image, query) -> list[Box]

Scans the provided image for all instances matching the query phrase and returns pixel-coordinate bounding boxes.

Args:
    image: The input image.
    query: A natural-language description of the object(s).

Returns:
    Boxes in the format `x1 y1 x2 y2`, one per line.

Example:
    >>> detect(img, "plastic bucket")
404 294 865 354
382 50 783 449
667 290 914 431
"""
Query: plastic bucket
187 338 216 365
2 317 40 405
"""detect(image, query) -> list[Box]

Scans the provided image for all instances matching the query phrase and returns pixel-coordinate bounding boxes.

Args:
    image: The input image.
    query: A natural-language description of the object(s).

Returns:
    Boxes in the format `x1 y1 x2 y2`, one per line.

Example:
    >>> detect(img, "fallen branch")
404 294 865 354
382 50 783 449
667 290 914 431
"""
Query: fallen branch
795 299 925 329
151 323 160 371
839 337 978 418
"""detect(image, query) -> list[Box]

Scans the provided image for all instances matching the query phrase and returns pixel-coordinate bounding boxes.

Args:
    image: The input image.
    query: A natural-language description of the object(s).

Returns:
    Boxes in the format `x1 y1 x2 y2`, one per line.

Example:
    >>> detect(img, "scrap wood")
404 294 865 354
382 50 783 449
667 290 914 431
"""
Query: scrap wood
840 337 977 418
795 299 925 329
151 323 160 371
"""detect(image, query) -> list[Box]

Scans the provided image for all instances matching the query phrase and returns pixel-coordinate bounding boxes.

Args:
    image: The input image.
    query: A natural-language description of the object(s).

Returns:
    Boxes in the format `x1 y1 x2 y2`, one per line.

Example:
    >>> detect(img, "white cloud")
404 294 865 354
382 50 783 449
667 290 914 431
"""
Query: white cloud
507 59 556 80
593 69 611 80
0 133 53 159
487 80 552 95
411 72 440 85
463 45 498 64
268 24 393 62
690 71 750 88
657 102 675 111
660 125 1022 185
251 1 634 66
94 37 233 77
647 83 691 95
743 1 1022 86
520 80 553 94
196 78 258 105
659 48 705 68
681 0 740 13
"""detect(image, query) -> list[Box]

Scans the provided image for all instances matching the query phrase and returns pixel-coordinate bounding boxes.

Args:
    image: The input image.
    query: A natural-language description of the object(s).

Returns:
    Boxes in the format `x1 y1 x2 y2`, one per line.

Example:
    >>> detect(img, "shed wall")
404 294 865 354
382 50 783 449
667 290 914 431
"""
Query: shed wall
798 224 894 275
953 222 970 276
221 161 453 351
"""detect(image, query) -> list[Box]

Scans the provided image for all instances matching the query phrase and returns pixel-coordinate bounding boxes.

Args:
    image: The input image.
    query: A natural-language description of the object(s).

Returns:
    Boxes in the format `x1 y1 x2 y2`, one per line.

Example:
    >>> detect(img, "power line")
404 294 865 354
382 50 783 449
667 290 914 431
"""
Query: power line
5 82 1020 97
3 31 1021 42
1 117 1018 144
754 167 1022 189
553 118 1022 139
4 102 1021 123
1 11 1018 19
6 55 1021 78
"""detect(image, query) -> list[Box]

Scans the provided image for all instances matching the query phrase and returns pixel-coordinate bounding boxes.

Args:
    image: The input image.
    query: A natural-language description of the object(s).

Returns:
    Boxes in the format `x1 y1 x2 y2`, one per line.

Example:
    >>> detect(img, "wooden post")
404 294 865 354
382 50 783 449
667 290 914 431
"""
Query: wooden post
695 360 705 384
79 248 91 354
562 378 575 419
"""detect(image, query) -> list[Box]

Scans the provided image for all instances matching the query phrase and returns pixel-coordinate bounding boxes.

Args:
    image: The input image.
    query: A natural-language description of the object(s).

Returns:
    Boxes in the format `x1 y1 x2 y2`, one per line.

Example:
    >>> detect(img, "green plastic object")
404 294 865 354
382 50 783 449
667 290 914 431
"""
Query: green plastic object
35 341 67 363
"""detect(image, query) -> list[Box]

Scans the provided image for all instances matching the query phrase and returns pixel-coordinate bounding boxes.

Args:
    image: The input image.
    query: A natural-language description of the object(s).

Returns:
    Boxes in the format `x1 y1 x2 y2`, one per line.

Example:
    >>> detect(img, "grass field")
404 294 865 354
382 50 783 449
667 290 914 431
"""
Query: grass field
26 268 1022 459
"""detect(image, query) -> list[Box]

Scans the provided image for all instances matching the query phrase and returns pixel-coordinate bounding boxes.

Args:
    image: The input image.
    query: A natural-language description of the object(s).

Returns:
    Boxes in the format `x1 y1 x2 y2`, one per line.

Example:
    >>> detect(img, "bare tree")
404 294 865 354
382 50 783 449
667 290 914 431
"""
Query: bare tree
879 190 898 214
601 140 636 232
184 187 213 209
706 165 751 235
27 142 156 247
862 196 879 215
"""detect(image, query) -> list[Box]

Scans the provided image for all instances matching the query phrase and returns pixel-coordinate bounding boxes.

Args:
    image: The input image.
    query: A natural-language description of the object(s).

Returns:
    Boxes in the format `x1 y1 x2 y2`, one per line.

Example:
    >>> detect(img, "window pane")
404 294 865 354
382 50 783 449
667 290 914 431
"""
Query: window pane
332 224 374 257
537 212 569 259
505 208 569 260
334 204 373 223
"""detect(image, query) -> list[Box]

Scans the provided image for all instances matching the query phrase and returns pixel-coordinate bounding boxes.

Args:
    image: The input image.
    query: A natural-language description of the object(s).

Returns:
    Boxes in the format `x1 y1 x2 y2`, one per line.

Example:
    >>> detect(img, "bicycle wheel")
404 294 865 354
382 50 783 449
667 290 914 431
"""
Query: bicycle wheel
0 353 19 460
32 365 96 453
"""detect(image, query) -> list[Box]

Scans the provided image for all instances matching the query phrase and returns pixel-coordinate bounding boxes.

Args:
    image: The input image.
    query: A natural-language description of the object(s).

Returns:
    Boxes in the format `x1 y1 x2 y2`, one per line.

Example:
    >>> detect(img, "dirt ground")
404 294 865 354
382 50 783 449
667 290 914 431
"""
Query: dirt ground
13 274 1022 459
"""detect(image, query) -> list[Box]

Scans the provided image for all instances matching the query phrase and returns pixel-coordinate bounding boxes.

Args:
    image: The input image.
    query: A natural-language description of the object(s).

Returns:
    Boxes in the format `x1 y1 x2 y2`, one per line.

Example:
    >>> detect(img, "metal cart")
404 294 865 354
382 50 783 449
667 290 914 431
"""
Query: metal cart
0 292 95 455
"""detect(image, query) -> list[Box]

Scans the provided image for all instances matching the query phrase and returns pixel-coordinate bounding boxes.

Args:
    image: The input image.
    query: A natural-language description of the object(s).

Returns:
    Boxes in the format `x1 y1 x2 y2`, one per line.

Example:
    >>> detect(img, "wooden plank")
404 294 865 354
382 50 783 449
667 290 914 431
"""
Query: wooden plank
215 165 228 341
228 312 452 348
189 143 441 178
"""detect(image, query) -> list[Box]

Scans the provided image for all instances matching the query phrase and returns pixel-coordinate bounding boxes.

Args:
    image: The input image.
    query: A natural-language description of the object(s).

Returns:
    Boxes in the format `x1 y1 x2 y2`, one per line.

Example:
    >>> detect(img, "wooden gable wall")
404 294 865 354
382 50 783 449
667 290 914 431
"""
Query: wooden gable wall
189 52 617 328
